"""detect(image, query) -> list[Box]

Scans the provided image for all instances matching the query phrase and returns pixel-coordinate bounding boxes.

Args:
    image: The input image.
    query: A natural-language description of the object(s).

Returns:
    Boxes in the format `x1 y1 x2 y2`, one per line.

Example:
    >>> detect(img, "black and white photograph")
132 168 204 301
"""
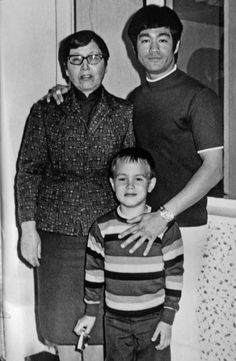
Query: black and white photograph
1 1 235 361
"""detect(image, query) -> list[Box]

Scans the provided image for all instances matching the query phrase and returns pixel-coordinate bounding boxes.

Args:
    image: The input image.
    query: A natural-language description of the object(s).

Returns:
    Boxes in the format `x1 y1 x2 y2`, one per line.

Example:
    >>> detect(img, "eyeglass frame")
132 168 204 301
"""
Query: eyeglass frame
67 53 104 66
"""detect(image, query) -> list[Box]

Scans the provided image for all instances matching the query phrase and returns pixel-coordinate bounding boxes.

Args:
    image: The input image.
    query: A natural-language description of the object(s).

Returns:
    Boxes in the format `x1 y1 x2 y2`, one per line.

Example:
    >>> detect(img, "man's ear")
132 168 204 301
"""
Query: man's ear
133 44 138 56
109 178 115 192
174 40 180 54
148 177 157 193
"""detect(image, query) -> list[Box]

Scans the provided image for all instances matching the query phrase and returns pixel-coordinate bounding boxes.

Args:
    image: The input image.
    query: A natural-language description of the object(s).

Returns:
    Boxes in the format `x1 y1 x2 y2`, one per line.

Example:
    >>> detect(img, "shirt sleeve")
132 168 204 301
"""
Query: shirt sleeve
16 101 48 224
190 88 223 152
84 221 105 317
161 222 184 325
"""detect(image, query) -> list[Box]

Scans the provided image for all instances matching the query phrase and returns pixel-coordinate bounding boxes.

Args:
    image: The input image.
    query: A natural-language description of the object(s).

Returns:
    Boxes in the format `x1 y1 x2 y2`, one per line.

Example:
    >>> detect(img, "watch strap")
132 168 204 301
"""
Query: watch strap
159 205 175 223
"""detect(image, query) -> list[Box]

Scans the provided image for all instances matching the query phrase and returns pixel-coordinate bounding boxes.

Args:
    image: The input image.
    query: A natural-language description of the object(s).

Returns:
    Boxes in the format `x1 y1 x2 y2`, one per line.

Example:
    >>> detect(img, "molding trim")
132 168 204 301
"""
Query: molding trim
55 0 75 82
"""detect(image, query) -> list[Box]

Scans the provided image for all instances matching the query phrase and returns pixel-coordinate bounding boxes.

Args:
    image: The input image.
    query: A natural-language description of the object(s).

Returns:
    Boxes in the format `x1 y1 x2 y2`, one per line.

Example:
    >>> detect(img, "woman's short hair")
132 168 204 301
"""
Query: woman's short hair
58 30 110 82
128 5 183 52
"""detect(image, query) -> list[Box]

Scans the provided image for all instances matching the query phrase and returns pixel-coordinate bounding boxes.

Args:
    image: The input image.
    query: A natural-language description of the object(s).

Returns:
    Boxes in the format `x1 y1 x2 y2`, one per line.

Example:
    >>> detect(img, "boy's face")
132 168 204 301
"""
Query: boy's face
109 160 156 209
136 27 180 80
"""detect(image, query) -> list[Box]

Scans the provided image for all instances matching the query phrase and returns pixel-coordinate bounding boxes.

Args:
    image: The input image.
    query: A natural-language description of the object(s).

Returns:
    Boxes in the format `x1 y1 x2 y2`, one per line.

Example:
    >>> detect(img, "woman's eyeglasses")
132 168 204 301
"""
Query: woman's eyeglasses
67 54 103 66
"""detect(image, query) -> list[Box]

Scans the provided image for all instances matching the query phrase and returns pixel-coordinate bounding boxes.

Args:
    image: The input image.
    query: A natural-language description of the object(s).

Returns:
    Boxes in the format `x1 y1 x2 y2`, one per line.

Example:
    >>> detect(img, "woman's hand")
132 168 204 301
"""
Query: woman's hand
152 321 172 350
45 84 70 105
119 211 168 256
74 315 96 336
20 221 41 267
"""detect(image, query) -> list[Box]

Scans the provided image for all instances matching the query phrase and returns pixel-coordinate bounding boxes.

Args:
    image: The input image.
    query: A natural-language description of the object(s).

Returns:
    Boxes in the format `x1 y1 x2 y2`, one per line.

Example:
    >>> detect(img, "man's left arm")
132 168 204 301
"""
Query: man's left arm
165 147 223 218
120 147 223 255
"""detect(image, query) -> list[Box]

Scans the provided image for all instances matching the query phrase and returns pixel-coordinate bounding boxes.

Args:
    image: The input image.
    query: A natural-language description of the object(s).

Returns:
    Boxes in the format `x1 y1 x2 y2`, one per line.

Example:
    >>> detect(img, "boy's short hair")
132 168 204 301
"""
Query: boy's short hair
110 147 156 178
128 5 183 52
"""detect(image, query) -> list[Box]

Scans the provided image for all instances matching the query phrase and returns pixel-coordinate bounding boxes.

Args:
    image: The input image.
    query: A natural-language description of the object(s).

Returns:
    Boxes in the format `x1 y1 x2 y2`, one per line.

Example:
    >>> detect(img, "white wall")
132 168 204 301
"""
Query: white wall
0 1 73 360
1 2 235 360
75 0 143 98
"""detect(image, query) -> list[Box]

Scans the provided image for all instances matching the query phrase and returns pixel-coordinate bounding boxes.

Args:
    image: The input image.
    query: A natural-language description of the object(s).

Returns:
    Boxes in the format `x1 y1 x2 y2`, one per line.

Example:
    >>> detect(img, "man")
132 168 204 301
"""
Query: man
119 5 223 361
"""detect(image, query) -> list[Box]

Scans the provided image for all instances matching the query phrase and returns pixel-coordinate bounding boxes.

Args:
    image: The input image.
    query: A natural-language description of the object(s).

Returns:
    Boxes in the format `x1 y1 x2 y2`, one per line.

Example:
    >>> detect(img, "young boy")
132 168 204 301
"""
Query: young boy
74 147 184 361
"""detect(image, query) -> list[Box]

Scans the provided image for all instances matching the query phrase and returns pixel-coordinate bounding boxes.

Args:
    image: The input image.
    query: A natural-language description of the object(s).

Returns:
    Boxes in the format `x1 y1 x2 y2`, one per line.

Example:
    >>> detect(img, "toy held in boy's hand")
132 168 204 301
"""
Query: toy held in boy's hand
76 330 90 352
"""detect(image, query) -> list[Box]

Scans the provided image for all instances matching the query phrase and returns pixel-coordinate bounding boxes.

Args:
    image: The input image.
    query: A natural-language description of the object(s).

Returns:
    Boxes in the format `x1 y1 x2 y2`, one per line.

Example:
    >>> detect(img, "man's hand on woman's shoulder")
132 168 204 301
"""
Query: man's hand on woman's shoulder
41 84 70 105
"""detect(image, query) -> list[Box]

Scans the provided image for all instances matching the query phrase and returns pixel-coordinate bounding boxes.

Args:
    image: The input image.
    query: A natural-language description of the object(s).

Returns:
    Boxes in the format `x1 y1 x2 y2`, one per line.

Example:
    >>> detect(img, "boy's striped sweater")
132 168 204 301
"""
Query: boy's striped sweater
84 207 184 325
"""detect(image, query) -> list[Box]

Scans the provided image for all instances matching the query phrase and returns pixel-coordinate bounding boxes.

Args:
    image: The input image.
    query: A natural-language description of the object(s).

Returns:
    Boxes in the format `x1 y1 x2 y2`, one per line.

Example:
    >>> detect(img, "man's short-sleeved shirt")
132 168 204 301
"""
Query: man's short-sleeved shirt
130 69 223 227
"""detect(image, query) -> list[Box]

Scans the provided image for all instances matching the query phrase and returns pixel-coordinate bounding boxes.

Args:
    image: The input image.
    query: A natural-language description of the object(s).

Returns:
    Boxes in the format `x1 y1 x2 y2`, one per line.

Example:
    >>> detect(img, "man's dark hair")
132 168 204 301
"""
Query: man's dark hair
58 30 110 82
110 147 156 179
128 5 183 53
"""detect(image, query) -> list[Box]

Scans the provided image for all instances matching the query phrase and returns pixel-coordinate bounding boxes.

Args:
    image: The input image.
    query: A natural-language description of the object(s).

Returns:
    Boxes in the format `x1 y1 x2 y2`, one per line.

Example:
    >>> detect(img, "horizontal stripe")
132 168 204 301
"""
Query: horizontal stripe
85 280 104 289
106 289 165 303
87 247 104 260
85 269 104 283
104 233 127 242
163 238 183 260
87 235 104 257
106 279 164 298
164 245 184 261
165 288 182 297
104 233 162 244
105 304 163 317
100 220 128 237
105 270 164 280
84 298 100 305
105 255 163 273
166 276 183 290
164 254 184 269
105 290 165 311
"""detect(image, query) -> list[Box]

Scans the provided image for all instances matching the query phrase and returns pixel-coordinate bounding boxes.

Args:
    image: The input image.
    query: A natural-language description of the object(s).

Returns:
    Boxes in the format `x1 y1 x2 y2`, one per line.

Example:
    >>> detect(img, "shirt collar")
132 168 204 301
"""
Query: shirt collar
117 205 151 220
146 65 177 83
72 84 102 101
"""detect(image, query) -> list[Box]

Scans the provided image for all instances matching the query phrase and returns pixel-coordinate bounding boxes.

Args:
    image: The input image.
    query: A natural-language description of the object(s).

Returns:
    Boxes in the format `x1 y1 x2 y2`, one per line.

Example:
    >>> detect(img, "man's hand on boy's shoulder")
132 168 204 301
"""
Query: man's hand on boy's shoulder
152 321 172 350
119 210 168 256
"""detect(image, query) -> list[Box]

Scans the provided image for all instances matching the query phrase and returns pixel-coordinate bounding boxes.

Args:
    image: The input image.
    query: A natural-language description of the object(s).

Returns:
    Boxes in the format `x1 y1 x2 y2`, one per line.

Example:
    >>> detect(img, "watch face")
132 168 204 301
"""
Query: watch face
160 207 174 222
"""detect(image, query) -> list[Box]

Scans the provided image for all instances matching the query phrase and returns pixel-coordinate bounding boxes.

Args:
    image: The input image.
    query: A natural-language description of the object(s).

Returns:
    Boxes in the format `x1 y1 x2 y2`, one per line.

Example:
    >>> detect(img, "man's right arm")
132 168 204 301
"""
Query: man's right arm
45 84 70 104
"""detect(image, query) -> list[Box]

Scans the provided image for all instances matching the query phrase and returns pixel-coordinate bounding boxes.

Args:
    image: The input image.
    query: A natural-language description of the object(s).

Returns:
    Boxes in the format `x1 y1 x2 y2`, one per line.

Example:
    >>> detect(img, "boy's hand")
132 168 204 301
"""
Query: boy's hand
74 315 96 336
44 84 70 105
152 321 172 350
119 211 168 256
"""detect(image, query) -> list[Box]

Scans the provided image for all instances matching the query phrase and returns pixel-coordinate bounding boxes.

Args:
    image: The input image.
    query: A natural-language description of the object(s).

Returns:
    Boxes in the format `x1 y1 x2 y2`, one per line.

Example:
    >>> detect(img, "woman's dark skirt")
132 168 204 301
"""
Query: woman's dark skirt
35 231 104 345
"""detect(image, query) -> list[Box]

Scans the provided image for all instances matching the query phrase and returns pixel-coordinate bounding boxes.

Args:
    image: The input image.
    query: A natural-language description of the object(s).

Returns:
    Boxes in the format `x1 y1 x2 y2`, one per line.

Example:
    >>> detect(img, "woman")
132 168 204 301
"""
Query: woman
16 30 134 361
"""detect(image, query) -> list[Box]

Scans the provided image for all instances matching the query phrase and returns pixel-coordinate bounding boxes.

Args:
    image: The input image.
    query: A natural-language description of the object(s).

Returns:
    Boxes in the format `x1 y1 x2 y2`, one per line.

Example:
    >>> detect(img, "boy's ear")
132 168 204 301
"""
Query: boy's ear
109 177 115 191
148 177 156 193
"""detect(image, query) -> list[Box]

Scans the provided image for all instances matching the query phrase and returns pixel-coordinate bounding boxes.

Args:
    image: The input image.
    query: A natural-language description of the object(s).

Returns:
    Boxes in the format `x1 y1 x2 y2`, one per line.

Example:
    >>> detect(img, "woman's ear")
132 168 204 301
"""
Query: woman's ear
148 177 157 193
105 63 108 74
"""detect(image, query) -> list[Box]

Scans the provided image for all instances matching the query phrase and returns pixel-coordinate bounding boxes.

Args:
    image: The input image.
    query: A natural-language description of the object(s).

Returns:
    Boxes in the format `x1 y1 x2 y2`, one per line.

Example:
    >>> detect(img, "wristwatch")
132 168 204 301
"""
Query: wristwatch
159 206 175 223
